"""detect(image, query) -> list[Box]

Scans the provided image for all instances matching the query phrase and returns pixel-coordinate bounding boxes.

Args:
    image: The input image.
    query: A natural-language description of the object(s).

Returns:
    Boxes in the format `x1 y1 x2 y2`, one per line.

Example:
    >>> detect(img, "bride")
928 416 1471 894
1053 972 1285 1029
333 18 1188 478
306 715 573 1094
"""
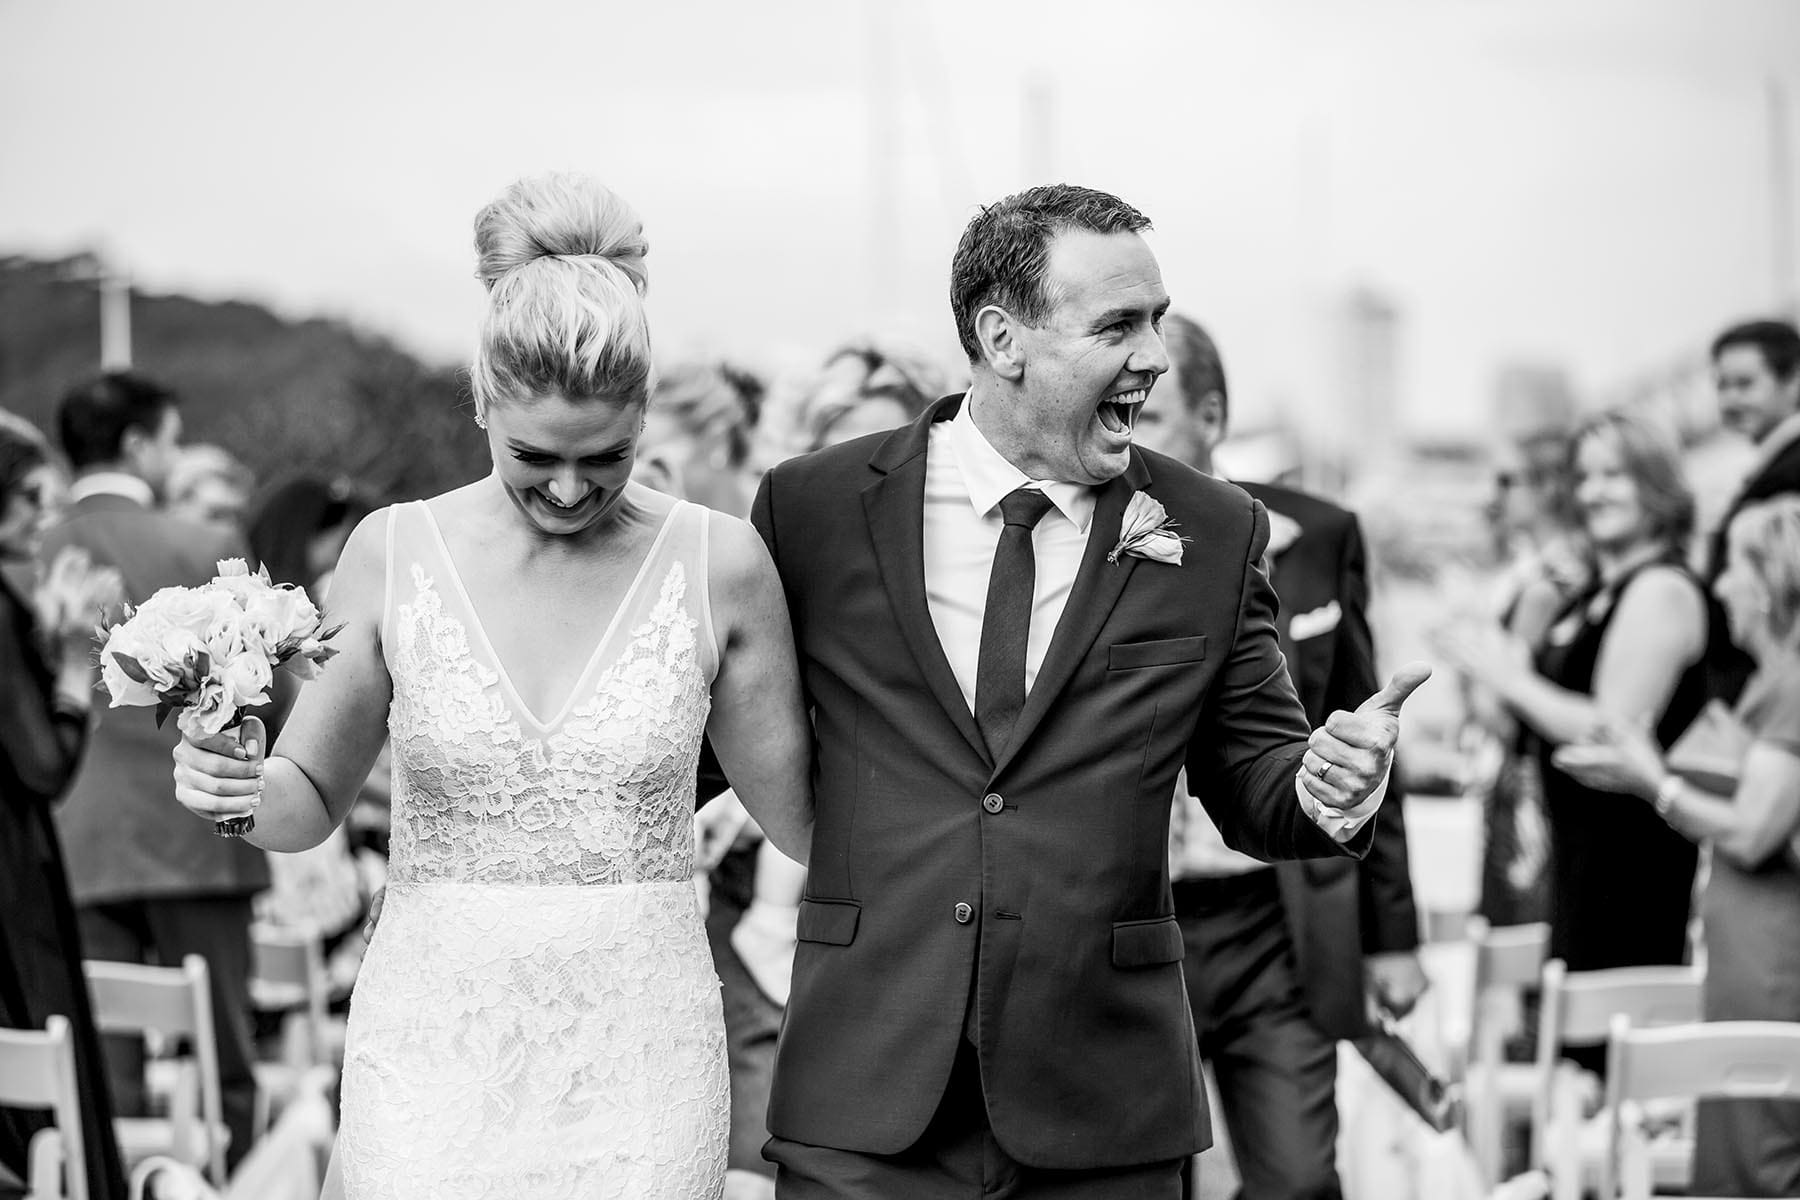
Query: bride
169 174 812 1198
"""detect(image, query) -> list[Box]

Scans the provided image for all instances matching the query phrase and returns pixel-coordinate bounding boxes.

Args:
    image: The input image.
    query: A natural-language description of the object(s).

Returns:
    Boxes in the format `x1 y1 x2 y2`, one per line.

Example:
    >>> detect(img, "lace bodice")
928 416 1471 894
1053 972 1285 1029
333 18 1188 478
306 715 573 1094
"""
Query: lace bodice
381 500 718 888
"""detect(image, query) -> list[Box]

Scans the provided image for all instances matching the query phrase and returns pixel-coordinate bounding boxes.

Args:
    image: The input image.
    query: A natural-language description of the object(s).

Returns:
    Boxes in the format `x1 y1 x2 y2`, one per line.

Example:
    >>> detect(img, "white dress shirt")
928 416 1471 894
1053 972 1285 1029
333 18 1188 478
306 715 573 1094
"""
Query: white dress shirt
921 400 1380 847
69 471 154 507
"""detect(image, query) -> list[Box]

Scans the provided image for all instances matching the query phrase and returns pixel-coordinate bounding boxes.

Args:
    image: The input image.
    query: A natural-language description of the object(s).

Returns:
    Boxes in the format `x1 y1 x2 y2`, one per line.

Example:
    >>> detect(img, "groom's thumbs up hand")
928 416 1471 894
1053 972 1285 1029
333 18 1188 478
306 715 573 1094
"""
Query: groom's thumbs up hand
1301 661 1435 812
1357 661 1434 719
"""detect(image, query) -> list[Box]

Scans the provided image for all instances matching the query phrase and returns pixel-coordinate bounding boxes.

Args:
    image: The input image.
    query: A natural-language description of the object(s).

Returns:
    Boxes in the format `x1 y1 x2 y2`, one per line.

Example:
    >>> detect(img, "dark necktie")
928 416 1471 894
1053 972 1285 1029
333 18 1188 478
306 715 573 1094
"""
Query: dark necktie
975 486 1056 758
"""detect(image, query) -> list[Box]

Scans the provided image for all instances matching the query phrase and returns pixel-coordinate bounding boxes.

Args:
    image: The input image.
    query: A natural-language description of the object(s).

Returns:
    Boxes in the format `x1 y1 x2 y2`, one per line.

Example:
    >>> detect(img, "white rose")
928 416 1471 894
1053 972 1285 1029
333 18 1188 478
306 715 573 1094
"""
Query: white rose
99 623 163 707
203 608 248 663
218 651 272 710
177 677 236 740
250 585 321 647
139 585 231 639
152 626 209 689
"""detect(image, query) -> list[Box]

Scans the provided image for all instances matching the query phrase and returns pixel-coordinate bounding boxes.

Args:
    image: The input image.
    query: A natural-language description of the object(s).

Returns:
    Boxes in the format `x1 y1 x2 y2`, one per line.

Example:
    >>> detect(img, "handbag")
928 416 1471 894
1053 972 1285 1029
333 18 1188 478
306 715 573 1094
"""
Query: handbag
1664 698 1752 795
1351 1011 1462 1133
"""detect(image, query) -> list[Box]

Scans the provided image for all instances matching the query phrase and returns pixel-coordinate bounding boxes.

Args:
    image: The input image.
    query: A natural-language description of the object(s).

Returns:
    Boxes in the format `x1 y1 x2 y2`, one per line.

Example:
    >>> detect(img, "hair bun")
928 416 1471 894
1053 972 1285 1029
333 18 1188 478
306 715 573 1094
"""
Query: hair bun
469 174 655 415
473 173 648 294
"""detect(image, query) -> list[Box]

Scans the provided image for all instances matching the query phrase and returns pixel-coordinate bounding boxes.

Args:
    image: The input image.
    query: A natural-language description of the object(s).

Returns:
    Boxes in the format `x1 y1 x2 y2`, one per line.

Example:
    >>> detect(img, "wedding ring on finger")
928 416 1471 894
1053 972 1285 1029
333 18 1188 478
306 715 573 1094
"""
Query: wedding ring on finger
1314 759 1333 781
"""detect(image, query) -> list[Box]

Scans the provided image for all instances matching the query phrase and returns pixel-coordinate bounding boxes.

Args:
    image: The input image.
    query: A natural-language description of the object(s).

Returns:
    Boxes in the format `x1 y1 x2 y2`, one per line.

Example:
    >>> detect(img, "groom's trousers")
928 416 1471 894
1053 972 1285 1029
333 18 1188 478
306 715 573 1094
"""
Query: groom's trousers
766 1036 1185 1199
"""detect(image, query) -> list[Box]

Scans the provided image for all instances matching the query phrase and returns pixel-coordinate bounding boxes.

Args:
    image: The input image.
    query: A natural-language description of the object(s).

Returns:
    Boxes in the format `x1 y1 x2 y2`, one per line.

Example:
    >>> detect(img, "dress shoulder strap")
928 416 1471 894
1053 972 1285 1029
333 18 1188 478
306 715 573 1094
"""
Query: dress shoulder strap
642 500 719 684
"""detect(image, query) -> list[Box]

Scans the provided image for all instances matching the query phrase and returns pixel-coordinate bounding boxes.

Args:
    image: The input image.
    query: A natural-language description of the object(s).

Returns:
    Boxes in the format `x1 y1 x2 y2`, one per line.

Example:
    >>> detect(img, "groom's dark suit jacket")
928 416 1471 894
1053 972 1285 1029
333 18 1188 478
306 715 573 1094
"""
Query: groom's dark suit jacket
752 397 1371 1170
1241 481 1420 1040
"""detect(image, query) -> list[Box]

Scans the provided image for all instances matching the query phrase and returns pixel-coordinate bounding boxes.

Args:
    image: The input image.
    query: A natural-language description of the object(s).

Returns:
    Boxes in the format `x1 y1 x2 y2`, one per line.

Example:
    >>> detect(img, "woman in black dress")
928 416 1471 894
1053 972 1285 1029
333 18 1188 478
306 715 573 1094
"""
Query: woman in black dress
0 420 128 1200
1443 410 1717 1065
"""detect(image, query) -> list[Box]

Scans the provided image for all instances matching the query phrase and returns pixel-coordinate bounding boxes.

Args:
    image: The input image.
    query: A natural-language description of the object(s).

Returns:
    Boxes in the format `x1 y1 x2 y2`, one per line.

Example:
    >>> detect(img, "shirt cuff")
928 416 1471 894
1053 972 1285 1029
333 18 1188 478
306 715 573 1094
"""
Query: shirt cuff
1296 769 1388 842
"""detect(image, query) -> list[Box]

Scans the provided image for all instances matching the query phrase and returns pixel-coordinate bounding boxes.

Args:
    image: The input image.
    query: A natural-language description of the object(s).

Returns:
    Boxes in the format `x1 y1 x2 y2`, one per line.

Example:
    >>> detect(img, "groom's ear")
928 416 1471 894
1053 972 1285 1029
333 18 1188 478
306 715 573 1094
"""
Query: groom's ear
974 305 1026 382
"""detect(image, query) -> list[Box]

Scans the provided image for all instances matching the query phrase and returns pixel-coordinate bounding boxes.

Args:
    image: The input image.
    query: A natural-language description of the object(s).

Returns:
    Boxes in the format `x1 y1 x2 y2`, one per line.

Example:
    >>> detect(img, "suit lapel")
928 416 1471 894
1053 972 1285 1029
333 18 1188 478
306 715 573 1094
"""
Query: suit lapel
863 399 992 766
988 453 1152 781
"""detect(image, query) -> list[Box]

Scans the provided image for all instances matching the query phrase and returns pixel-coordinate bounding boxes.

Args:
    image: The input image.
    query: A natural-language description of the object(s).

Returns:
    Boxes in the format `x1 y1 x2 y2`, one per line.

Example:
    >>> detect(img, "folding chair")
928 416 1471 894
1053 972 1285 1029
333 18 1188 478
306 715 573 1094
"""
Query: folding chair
84 954 228 1187
0 1016 89 1200
1604 1017 1800 1199
1461 918 1550 1186
1530 960 1703 1200
247 923 336 1136
248 923 329 1071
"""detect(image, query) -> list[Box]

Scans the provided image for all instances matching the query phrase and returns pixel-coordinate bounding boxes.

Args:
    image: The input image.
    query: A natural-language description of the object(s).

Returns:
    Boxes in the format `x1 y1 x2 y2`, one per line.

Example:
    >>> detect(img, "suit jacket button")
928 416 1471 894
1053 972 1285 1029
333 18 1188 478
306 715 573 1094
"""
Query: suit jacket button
982 793 1004 814
953 902 973 924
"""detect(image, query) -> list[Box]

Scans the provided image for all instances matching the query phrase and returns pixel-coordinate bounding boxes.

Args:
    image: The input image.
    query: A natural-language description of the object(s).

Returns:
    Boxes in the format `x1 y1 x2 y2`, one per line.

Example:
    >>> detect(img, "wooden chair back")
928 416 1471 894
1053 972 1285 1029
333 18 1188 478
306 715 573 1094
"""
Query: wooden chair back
84 955 226 1187
1604 1017 1800 1199
0 1016 89 1200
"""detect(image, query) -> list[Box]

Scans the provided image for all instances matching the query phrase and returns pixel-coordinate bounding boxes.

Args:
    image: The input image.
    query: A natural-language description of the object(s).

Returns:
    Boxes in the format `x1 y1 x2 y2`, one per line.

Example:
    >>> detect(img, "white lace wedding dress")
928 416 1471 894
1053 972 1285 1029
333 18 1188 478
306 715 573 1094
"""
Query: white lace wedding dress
335 499 728 1199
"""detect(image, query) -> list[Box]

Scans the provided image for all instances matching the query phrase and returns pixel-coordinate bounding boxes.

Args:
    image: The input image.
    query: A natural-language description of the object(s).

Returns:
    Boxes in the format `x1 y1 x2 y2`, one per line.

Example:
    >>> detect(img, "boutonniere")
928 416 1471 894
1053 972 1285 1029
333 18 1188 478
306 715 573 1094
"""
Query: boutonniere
1108 492 1187 565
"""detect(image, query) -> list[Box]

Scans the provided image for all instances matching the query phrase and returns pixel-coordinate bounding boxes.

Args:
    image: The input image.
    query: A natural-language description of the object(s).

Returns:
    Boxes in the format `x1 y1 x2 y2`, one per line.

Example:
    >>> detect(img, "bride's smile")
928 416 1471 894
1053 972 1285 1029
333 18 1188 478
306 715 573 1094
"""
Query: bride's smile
482 390 646 537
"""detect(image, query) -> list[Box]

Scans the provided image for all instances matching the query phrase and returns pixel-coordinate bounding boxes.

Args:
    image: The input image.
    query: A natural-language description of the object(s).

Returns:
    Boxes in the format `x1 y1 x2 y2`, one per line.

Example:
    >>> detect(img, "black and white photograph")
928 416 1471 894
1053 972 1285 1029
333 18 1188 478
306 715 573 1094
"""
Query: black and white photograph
2 2 1799 1198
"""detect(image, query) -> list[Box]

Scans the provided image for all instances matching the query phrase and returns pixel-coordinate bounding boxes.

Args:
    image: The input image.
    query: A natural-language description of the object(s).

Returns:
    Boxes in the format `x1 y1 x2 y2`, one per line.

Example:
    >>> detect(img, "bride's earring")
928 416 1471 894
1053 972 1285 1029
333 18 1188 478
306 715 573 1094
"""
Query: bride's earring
474 409 488 430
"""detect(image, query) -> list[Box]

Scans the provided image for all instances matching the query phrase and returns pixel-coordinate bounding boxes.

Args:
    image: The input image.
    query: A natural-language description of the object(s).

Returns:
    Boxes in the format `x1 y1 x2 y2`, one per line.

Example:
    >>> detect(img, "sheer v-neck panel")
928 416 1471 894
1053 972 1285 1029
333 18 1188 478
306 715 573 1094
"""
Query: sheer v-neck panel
411 499 680 732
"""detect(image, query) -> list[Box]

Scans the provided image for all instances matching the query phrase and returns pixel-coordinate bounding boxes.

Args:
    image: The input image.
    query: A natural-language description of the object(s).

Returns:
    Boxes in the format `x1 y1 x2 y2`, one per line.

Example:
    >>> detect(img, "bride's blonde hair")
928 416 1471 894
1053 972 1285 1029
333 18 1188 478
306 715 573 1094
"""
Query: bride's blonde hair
470 174 651 419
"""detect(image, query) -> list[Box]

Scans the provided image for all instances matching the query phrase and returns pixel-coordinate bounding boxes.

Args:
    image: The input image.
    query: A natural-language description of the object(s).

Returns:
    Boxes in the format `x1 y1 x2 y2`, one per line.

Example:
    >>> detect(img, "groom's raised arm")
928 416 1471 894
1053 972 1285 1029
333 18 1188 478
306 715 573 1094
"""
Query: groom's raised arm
1185 499 1375 863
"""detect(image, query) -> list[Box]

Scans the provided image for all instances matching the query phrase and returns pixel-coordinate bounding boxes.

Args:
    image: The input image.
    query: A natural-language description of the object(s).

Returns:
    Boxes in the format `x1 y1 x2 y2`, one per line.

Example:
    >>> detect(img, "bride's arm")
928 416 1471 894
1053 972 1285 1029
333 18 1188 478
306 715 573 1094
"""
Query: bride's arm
172 511 394 852
703 512 813 865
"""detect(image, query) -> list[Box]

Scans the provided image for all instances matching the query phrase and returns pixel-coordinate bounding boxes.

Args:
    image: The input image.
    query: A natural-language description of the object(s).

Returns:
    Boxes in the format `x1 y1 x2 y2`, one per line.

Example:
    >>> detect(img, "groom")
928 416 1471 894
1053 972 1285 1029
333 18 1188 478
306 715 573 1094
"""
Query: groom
750 184 1428 1198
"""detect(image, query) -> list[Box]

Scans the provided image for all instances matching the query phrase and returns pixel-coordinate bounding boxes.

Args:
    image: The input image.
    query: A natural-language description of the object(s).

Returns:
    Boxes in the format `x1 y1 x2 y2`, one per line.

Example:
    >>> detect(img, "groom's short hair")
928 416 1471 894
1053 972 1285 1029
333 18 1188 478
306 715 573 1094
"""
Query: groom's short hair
950 184 1152 364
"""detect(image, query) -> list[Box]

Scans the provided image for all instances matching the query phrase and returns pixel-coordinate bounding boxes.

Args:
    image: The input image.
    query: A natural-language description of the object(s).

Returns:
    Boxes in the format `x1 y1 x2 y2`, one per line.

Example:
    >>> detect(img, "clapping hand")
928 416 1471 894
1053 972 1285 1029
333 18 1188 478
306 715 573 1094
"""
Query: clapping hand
1431 618 1528 690
1550 718 1663 799
1301 662 1433 812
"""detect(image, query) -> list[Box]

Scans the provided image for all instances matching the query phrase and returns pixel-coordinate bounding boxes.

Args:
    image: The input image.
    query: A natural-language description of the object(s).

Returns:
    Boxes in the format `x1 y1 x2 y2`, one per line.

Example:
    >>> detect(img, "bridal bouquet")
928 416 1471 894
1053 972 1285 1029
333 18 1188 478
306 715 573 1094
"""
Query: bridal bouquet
97 559 342 834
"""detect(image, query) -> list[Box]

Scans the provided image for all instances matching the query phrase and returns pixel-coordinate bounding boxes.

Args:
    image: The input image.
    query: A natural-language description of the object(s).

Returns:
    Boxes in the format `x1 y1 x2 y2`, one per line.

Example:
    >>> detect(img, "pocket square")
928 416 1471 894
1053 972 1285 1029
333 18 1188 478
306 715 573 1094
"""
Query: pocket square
1289 601 1342 642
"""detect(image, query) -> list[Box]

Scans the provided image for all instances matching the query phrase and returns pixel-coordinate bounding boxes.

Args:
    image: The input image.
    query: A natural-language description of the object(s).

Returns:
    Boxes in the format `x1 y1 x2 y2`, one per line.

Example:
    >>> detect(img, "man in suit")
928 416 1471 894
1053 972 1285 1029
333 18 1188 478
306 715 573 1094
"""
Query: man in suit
750 184 1429 1198
1137 315 1424 1200
1704 319 1800 701
41 373 267 1170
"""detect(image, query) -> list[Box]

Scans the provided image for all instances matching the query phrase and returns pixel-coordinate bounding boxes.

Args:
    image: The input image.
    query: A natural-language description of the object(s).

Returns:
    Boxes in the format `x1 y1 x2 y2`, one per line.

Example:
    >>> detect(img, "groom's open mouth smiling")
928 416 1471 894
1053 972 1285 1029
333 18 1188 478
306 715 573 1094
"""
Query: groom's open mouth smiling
1096 388 1148 436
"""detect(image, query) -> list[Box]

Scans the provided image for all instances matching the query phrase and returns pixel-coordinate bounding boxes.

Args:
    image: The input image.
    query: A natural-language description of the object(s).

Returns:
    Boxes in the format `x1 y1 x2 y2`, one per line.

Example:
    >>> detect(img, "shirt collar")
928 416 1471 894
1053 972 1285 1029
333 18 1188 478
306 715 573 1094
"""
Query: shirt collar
943 399 1097 533
69 471 154 508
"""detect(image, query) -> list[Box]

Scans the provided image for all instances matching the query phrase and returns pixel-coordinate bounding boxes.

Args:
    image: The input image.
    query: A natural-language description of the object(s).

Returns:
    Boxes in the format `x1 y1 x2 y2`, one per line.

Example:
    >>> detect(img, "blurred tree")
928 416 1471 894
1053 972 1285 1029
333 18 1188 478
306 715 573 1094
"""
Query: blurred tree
0 254 489 501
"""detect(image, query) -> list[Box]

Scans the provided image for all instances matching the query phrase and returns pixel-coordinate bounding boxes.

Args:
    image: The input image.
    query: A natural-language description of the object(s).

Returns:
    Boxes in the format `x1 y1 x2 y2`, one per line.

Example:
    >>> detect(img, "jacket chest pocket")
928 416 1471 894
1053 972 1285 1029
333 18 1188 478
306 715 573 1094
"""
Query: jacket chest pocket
1107 636 1206 672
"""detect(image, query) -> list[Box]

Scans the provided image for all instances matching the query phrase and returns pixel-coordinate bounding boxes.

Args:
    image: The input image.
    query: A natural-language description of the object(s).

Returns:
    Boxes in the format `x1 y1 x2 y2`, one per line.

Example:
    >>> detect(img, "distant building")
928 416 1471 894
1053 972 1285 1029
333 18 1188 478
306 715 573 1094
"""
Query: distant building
1334 285 1403 475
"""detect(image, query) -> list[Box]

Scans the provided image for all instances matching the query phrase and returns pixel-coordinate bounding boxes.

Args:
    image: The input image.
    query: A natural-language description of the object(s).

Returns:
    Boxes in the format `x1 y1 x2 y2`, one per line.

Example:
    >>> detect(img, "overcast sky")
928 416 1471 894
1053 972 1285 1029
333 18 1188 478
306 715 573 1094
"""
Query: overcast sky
3 0 1796 437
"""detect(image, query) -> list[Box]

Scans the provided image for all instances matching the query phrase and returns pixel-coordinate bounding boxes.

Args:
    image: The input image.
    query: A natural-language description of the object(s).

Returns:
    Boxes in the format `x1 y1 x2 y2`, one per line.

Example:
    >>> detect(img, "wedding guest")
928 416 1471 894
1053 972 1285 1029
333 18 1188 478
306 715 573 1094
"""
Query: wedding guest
1469 433 1583 928
0 410 70 539
792 339 944 452
166 444 256 536
0 420 129 1200
1555 493 1800 1195
637 361 762 517
1138 313 1424 1200
40 372 267 1170
247 475 377 595
1705 318 1800 701
1440 410 1720 1071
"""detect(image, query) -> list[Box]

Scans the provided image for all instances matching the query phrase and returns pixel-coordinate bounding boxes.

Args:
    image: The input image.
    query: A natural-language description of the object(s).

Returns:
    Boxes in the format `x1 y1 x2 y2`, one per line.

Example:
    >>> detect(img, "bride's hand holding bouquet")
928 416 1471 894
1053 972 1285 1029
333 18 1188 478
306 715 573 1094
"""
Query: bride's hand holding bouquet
97 558 342 836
